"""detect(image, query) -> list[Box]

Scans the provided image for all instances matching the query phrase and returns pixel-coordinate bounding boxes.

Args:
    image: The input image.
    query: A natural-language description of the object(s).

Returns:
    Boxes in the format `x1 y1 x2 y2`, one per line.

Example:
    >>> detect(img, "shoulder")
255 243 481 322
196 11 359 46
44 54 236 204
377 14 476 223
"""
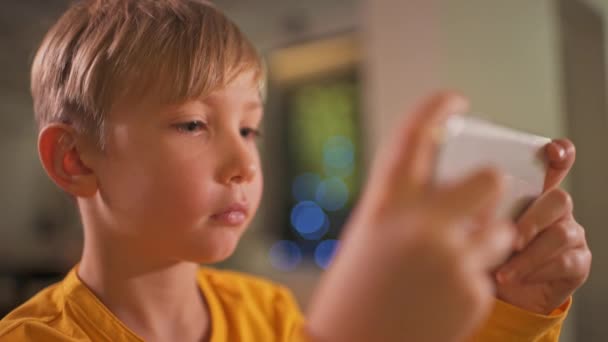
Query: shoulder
0 320 73 341
0 283 68 341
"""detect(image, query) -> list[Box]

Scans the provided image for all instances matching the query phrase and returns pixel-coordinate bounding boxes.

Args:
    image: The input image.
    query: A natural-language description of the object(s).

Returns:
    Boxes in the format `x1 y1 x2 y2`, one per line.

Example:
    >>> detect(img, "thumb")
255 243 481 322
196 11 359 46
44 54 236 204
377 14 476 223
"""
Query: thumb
467 221 516 271
543 139 576 191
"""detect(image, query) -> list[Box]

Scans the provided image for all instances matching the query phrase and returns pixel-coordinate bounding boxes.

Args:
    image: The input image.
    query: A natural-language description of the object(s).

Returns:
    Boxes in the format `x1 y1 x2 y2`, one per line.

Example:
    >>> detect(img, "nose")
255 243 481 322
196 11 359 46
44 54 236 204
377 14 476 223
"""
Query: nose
216 135 258 185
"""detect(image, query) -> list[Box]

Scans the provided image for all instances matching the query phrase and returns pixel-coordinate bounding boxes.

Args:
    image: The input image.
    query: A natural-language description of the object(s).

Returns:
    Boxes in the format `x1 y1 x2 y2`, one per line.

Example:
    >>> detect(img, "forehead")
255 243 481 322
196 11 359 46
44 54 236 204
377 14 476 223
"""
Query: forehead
110 70 263 119
200 71 263 109
205 70 261 98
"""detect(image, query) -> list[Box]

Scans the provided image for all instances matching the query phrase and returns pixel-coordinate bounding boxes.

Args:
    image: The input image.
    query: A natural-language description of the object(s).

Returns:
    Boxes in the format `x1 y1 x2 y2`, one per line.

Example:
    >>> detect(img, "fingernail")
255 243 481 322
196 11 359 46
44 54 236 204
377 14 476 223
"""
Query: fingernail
447 93 469 115
557 145 566 159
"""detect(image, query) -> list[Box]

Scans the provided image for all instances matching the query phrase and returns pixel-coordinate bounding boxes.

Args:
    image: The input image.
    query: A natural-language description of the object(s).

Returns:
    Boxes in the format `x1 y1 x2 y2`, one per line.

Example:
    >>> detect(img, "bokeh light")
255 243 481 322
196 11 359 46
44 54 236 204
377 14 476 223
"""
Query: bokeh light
292 173 322 202
290 201 326 236
298 213 330 240
315 177 349 211
323 136 355 176
314 239 339 269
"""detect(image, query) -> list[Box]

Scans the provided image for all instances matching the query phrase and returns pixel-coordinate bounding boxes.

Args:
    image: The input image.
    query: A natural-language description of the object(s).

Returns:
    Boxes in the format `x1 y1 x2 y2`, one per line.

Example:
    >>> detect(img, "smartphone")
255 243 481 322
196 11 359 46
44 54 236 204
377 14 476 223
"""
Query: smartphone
434 116 551 219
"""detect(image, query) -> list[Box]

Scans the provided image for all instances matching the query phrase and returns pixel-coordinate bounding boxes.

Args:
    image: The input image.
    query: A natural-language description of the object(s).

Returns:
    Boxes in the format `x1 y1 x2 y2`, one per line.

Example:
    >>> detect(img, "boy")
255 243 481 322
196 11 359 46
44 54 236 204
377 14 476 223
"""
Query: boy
0 0 590 341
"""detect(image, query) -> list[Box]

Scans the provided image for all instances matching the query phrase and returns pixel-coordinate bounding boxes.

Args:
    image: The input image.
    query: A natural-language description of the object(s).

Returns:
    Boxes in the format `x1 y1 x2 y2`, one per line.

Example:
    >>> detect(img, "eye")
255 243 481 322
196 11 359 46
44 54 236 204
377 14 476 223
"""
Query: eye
240 127 262 140
174 121 207 134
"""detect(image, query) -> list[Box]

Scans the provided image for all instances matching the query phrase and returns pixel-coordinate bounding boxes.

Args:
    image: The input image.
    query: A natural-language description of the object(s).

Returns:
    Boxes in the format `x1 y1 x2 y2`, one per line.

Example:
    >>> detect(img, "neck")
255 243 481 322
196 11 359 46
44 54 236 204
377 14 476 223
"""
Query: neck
78 226 211 342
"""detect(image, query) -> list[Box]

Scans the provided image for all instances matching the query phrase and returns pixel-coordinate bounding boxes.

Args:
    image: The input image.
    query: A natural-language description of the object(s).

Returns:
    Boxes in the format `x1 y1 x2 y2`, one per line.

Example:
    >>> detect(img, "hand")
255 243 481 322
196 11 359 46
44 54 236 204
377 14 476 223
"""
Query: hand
306 92 515 342
495 140 592 314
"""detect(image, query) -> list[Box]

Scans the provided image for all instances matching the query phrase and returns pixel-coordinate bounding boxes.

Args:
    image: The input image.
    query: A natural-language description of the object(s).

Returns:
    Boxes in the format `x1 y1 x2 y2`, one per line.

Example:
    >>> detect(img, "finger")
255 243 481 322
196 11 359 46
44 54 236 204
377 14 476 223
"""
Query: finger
523 247 592 285
468 221 516 271
544 139 576 191
515 188 573 251
384 91 469 197
496 219 585 283
435 168 504 224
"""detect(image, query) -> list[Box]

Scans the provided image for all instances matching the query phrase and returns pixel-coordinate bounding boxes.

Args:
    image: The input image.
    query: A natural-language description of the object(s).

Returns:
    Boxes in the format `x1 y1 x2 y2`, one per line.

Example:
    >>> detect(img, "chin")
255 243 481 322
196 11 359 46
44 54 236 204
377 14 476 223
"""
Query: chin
181 229 243 264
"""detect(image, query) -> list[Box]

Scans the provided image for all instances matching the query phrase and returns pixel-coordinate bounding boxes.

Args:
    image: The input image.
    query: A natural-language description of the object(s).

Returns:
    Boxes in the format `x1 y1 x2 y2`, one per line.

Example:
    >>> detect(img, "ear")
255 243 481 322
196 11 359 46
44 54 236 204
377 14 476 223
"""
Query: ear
38 123 98 197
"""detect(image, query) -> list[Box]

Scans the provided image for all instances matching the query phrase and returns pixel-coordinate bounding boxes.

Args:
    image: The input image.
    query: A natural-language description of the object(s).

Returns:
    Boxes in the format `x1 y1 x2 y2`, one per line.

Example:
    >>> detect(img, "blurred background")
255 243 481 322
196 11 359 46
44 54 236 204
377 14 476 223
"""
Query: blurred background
1 0 607 340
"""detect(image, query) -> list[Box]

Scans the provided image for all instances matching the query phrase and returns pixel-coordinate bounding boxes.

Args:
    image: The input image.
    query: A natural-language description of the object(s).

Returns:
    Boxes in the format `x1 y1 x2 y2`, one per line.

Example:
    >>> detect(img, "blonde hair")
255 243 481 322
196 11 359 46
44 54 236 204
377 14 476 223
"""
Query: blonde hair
31 0 263 147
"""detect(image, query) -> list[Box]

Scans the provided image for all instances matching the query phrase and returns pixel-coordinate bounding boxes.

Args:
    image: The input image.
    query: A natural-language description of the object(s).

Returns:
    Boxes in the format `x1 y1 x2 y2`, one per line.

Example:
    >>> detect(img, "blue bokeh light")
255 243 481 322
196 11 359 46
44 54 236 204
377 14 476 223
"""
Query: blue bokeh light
290 201 326 236
323 136 354 175
315 177 349 211
314 239 340 269
298 213 330 240
292 173 322 202
269 240 302 271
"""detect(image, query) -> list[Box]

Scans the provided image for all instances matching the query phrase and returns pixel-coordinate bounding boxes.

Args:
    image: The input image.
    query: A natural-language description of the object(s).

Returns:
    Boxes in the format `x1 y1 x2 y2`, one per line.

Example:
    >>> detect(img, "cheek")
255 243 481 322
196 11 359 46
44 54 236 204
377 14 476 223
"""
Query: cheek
98 145 216 230
98 124 163 210
148 157 217 225
178 175 215 218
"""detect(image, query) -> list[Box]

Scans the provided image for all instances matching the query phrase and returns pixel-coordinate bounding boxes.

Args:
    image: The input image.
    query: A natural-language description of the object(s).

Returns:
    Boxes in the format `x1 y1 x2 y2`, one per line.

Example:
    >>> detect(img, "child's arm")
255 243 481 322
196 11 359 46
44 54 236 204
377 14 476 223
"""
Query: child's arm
304 92 516 342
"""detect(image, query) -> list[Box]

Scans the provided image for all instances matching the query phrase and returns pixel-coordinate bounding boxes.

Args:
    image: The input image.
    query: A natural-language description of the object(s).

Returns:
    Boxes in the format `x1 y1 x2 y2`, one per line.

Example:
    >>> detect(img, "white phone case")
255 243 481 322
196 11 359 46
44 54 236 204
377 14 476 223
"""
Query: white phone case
434 116 551 219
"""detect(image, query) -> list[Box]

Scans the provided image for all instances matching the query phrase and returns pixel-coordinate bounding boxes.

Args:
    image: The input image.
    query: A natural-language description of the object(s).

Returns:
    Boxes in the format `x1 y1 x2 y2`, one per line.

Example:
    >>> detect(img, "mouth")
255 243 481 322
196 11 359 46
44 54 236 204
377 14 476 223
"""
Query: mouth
210 203 249 226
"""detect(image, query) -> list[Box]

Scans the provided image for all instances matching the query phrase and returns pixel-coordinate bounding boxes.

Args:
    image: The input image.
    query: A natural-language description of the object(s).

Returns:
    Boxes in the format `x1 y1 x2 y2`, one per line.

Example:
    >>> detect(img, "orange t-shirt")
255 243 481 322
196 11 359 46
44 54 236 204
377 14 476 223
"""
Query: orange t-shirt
0 266 569 341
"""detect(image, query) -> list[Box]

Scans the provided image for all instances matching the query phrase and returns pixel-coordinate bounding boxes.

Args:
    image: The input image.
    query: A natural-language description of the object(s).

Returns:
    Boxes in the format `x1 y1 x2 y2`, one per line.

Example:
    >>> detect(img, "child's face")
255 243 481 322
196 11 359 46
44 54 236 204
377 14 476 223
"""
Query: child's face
87 70 264 263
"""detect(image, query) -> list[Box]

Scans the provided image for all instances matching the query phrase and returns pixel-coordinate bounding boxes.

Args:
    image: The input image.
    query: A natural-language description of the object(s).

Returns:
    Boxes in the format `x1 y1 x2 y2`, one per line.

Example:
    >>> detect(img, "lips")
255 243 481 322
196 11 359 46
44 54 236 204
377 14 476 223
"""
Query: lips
210 203 249 226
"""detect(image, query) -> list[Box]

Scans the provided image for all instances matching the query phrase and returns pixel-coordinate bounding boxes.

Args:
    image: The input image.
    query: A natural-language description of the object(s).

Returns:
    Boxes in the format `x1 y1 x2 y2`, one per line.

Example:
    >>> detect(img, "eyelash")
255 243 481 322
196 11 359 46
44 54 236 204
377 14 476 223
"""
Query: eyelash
174 121 207 133
174 121 262 140
240 127 262 140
